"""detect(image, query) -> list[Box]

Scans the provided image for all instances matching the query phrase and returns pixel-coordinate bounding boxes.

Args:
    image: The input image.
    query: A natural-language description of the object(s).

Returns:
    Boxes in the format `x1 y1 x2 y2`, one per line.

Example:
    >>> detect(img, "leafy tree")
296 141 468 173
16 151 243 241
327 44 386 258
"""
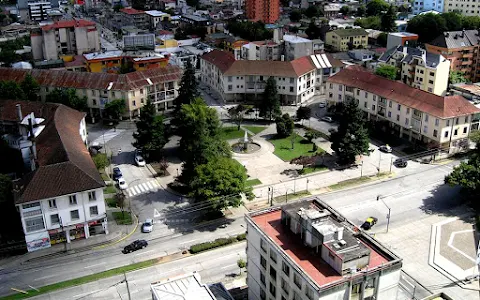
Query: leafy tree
449 71 468 84
0 174 12 204
366 0 389 16
354 16 381 30
305 21 322 39
442 12 463 31
381 5 397 32
376 32 388 47
290 10 302 22
188 157 247 210
0 139 23 174
330 100 370 165
0 48 19 67
131 0 146 10
259 77 281 121
175 60 198 114
0 80 24 100
104 99 125 129
92 153 109 170
228 104 252 130
113 4 123 12
296 106 311 124
462 15 480 30
340 6 351 16
186 0 199 7
406 13 447 43
305 131 319 150
20 74 40 101
132 99 167 160
226 21 272 41
119 61 134 74
276 114 294 138
46 88 88 111
375 65 397 80
237 258 246 274
356 5 366 17
305 6 321 18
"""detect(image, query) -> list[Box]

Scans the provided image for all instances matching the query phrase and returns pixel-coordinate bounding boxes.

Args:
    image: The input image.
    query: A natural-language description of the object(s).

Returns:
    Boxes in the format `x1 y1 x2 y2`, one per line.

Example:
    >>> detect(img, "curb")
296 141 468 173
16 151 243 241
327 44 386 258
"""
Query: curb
93 213 139 250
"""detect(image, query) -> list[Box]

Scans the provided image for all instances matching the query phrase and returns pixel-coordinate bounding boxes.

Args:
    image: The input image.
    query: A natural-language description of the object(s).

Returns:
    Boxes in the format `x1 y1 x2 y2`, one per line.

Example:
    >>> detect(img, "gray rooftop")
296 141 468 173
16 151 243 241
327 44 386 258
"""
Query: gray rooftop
182 14 209 22
428 29 480 49
378 46 445 68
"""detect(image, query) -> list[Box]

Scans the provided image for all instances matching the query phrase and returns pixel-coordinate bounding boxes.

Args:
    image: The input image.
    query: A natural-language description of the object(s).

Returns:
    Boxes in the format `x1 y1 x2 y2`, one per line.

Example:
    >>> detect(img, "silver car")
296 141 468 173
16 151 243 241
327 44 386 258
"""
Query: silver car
142 219 153 233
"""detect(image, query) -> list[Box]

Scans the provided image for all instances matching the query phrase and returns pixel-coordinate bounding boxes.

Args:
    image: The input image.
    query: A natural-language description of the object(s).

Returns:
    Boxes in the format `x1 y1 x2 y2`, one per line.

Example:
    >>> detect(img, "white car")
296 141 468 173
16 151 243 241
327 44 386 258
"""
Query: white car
118 177 128 190
379 145 393 153
142 219 154 233
135 154 146 167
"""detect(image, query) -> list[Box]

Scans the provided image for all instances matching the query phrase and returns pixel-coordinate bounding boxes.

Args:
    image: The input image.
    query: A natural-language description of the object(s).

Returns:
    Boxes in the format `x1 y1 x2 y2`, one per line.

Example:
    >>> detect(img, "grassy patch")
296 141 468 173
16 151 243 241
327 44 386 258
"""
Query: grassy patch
103 185 117 194
273 191 311 203
219 126 251 140
269 134 324 161
243 125 267 135
100 172 110 181
105 197 116 208
246 178 262 187
329 176 372 190
112 211 132 225
306 128 330 141
298 165 327 175
0 259 159 300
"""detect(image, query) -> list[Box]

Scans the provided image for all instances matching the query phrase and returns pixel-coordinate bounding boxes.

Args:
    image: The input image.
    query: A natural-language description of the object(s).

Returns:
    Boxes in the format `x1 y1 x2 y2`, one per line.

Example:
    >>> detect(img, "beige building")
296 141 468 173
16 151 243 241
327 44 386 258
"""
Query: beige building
378 46 450 96
325 28 368 52
31 20 101 61
444 0 480 16
326 66 480 152
0 66 182 119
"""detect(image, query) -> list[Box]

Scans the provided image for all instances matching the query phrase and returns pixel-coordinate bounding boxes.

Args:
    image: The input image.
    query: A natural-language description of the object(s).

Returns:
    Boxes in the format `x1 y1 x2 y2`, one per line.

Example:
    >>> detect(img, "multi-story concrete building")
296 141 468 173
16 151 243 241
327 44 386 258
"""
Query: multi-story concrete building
284 35 314 61
31 20 100 61
326 66 480 152
246 197 403 300
386 32 419 51
145 10 170 30
245 0 280 24
325 28 368 52
17 0 59 22
119 7 148 30
240 34 314 62
83 50 168 73
378 46 450 96
412 0 444 14
241 41 282 61
0 66 182 119
426 30 480 82
444 0 480 16
0 100 106 252
200 49 343 105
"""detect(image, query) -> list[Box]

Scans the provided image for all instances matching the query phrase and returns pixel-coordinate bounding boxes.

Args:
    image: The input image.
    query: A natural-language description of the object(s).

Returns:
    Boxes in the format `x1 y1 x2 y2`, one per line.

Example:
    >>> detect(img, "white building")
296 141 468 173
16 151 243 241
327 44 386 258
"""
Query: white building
412 0 444 14
1 101 107 252
444 0 479 16
326 66 480 152
283 34 314 61
200 50 344 105
145 10 170 30
17 0 59 22
245 198 403 300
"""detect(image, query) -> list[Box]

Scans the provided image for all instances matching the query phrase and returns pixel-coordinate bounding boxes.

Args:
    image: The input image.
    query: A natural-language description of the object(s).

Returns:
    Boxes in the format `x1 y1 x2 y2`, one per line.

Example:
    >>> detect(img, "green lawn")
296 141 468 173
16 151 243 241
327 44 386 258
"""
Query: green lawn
100 172 110 181
246 178 262 187
269 134 324 161
112 211 133 225
219 126 250 140
103 185 117 194
328 176 371 190
243 126 267 135
298 165 328 175
273 191 310 203
105 197 116 208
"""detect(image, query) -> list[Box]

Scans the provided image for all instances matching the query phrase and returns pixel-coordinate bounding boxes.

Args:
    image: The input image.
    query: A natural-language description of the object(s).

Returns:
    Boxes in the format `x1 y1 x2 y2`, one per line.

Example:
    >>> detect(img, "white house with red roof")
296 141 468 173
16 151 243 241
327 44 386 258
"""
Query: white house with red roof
326 66 480 152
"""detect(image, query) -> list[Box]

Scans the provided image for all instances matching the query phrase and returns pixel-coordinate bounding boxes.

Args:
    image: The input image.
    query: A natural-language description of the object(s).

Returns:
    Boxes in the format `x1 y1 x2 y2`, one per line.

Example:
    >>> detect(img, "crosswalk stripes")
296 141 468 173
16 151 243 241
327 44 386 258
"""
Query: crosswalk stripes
126 180 161 197
91 129 125 145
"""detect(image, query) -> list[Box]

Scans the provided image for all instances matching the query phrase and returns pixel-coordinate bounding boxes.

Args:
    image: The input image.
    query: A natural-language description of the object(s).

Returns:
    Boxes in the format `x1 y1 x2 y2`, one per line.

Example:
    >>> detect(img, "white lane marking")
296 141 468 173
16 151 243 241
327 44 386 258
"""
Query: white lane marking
146 181 154 190
131 188 138 196
138 184 146 192
179 239 197 245
33 274 57 281
133 186 141 194
135 249 155 256
127 190 133 197
84 262 106 269
221 264 237 270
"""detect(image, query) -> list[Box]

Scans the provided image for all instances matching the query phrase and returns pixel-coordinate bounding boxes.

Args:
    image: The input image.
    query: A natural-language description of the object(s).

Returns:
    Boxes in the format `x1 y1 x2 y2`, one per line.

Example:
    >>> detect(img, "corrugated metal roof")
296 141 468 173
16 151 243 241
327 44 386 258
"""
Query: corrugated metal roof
428 30 480 49
151 273 217 300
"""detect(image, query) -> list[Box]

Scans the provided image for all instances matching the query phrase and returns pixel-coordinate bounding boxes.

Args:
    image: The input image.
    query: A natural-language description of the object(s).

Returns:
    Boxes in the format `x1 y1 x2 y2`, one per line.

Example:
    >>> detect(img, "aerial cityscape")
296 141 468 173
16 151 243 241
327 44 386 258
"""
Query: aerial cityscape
0 0 479 299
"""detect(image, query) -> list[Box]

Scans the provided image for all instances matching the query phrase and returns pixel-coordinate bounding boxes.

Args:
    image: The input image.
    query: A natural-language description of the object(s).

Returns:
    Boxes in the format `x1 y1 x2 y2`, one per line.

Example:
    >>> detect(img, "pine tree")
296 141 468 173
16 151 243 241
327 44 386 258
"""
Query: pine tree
259 77 281 121
20 74 39 101
175 60 198 113
381 5 397 33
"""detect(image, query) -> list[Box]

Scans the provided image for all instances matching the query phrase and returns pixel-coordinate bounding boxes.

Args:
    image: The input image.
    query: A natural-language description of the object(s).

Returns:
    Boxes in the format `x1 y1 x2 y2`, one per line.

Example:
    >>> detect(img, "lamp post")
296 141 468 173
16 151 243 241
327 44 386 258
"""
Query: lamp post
268 186 274 206
377 151 381 175
285 188 294 203
59 216 67 253
360 161 364 177
377 195 391 233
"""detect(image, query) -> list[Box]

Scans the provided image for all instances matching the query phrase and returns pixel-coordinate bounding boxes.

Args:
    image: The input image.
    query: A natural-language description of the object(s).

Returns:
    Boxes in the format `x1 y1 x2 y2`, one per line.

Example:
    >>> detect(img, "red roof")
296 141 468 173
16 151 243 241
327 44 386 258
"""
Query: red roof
251 210 390 288
41 19 96 31
201 50 236 74
120 7 145 14
291 56 315 77
328 66 480 119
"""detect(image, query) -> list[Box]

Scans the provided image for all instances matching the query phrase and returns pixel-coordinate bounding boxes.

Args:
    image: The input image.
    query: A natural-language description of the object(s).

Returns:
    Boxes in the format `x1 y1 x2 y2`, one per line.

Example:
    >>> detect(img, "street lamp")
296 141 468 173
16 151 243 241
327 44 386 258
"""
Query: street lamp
360 161 364 177
268 186 274 206
59 216 67 253
377 195 391 233
285 188 294 203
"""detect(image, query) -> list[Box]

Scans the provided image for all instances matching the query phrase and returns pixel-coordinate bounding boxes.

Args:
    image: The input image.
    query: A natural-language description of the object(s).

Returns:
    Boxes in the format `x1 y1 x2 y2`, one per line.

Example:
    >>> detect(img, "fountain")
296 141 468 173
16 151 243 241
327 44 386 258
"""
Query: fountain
231 130 261 154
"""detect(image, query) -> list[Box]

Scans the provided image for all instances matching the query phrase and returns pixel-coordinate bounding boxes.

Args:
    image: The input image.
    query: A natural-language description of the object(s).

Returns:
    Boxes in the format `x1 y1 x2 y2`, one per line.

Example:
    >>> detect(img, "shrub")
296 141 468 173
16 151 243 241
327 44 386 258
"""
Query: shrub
189 237 237 254
236 233 247 241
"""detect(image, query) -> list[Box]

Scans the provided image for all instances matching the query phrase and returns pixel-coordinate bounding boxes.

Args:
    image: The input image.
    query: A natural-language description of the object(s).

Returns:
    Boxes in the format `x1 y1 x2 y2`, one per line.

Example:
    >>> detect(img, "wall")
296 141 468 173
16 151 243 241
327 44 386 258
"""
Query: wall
43 30 59 60
31 35 44 60
377 269 401 299
432 58 450 96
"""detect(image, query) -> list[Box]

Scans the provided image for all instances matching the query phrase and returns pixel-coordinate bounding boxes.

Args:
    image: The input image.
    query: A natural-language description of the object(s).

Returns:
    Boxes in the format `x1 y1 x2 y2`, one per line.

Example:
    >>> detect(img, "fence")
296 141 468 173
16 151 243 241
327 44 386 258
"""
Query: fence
398 271 432 300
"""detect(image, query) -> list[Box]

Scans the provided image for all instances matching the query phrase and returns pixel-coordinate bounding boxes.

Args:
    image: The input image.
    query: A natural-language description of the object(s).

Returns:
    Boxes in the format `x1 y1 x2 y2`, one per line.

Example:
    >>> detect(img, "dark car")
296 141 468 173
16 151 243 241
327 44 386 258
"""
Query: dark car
122 240 148 254
360 217 378 230
394 158 408 168
112 167 123 181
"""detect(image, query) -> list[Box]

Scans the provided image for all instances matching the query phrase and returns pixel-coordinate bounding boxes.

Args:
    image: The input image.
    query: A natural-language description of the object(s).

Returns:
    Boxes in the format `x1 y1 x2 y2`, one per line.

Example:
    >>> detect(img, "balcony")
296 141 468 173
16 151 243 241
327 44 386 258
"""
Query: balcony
412 109 422 120
378 98 387 108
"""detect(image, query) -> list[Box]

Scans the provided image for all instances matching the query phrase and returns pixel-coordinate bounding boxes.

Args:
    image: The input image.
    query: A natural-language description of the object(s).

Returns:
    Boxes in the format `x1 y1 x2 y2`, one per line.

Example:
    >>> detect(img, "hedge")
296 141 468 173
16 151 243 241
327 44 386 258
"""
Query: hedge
189 233 246 254
236 233 247 241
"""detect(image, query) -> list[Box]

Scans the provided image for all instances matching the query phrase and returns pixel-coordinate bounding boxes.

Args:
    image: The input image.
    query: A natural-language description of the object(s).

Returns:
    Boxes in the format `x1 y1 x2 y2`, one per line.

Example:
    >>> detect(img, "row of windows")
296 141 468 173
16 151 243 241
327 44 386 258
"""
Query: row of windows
48 192 97 209
49 206 99 225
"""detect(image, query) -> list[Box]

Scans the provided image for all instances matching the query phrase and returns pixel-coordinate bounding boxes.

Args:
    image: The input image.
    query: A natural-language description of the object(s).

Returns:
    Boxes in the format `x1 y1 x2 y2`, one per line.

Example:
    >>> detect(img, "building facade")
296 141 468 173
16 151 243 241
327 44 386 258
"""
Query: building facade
326 66 480 152
0 101 107 252
426 30 480 83
412 0 444 15
119 7 148 30
31 20 100 61
245 0 280 24
17 0 60 22
200 50 343 105
145 10 170 30
378 46 450 96
325 29 368 52
241 41 282 61
0 66 182 119
444 0 480 16
246 198 403 300
284 35 314 61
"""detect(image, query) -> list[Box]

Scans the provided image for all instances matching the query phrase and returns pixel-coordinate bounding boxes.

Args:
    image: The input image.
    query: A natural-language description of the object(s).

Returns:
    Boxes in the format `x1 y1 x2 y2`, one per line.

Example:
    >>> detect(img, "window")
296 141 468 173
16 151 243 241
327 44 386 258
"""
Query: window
270 250 277 263
293 272 301 288
69 195 77 205
290 78 294 84
433 129 438 137
70 210 79 220
447 120 450 126
463 126 468 134
423 125 428 133
397 104 401 111
93 99 97 106
428 80 434 84
372 104 375 111
228 85 232 91
364 101 367 108
365 92 368 98
338 85 342 91
133 100 136 106
48 199 57 208
455 118 459 125
25 216 44 232
465 116 469 123
260 273 266 286
261 239 267 252
329 92 333 98
269 266 277 281
281 277 289 295
88 191 96 201
290 87 294 92
338 94 342 100
428 87 433 93
405 118 409 126
51 214 60 225
329 83 333 89
356 89 360 96
388 111 391 118
261 255 267 269
373 95 376 101
389 101 392 108
282 261 290 276
425 115 429 122
435 119 439 126
407 108 410 114
454 129 458 136
305 288 314 300
396 115 400 121
444 131 449 138
430 72 434 76
269 282 276 297
90 206 98 216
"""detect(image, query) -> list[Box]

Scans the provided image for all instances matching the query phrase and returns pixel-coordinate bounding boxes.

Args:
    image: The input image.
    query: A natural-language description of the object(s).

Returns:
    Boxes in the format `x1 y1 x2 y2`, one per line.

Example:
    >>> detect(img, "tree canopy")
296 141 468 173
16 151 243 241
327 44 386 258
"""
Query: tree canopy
449 71 468 84
226 21 272 41
366 0 389 16
104 99 126 127
276 113 294 138
0 80 25 100
20 74 40 102
375 65 397 80
296 106 311 123
228 104 252 130
354 16 381 30
46 88 88 111
290 10 302 22
305 22 322 40
381 5 397 32
259 77 281 121
305 6 322 18
175 60 198 113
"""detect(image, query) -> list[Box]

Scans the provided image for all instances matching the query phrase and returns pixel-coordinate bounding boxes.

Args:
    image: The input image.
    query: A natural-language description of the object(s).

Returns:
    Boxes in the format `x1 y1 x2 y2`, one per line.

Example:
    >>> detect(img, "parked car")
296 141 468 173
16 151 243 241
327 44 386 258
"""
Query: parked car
118 177 128 190
135 150 146 167
112 167 122 181
122 240 148 254
321 116 333 123
142 219 154 233
360 217 378 230
394 158 408 168
379 145 392 153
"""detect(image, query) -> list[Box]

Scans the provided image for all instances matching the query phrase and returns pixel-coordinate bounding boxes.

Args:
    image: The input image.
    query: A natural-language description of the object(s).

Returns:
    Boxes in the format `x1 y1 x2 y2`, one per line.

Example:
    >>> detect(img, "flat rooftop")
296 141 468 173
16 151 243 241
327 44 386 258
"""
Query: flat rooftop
145 10 169 17
250 203 392 288
389 32 418 37
84 51 123 61
283 34 311 44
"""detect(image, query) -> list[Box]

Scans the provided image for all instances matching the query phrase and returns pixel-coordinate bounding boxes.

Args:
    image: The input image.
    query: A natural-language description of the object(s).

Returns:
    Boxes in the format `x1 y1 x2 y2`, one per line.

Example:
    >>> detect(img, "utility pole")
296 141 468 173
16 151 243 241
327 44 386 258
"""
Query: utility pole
377 152 381 175
389 157 393 173
59 217 67 253
306 178 309 192
360 161 364 177
377 195 391 233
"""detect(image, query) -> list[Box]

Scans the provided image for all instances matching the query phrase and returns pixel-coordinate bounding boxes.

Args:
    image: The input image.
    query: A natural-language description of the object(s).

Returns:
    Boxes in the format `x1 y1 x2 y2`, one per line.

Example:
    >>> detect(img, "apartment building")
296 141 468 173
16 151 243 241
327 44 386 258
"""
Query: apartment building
326 66 480 152
444 0 480 16
0 66 181 119
31 20 100 61
245 0 280 24
241 41 282 61
17 0 59 22
325 28 368 52
0 100 106 252
201 50 343 105
120 7 148 30
284 35 314 61
145 10 170 30
83 51 168 73
426 30 480 82
412 0 444 14
240 35 315 62
378 46 450 96
246 198 403 300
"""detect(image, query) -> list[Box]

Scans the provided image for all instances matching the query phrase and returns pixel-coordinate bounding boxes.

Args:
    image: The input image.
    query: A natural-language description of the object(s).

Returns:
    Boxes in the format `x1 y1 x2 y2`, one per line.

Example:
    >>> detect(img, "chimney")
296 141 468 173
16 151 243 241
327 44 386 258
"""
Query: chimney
336 227 344 240
402 46 407 55
462 29 465 38
16 104 22 121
